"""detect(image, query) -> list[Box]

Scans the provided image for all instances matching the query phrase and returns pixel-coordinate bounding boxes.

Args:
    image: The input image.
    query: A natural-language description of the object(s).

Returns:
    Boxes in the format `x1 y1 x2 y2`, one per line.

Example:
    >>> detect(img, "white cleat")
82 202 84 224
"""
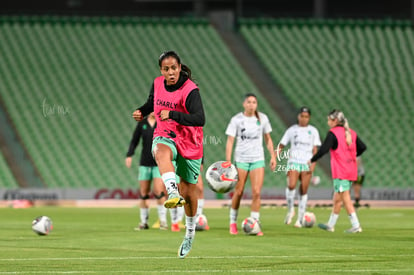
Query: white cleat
284 211 295 225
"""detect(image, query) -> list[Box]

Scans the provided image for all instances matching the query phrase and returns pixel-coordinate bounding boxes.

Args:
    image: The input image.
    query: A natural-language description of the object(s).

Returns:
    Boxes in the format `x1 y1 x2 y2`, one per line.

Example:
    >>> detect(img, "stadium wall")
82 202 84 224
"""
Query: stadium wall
1 187 414 201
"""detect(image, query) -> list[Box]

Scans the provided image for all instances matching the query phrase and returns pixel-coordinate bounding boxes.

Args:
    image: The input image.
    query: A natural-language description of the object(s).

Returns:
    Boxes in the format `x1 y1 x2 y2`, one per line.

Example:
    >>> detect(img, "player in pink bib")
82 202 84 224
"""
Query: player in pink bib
310 109 366 233
132 51 205 258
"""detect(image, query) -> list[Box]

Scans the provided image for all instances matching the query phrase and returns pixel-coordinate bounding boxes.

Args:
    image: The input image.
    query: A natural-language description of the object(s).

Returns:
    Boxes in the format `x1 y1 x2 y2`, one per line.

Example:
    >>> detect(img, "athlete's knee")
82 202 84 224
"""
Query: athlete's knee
140 194 150 200
154 192 165 199
233 188 244 198
251 191 261 201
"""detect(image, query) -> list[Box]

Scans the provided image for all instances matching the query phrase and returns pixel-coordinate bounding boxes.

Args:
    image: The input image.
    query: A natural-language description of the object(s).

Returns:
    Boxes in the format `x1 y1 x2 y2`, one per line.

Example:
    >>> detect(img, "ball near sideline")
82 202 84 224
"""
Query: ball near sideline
241 217 261 235
32 216 53 235
205 161 238 193
303 212 316 228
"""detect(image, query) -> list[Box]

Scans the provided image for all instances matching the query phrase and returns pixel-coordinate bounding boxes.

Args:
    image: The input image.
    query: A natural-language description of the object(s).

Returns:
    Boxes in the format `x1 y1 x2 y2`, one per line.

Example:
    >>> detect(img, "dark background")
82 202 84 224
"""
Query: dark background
1 0 414 20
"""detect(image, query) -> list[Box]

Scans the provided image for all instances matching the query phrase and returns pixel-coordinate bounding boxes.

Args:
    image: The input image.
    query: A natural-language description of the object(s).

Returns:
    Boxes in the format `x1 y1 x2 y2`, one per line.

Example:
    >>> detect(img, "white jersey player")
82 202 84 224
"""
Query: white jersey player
276 106 321 227
225 93 276 236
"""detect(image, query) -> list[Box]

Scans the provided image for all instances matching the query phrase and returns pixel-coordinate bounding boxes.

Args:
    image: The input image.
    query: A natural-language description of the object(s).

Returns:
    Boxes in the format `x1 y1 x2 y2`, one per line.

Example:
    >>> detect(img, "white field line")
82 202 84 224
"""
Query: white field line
0 269 413 274
0 254 413 261
0 255 413 274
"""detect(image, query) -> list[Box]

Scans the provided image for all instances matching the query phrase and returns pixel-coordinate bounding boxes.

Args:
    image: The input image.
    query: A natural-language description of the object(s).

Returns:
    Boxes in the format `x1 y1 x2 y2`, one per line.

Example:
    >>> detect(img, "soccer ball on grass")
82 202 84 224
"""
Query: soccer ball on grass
32 216 53 235
205 161 238 193
241 217 261 235
195 214 209 231
302 212 316 228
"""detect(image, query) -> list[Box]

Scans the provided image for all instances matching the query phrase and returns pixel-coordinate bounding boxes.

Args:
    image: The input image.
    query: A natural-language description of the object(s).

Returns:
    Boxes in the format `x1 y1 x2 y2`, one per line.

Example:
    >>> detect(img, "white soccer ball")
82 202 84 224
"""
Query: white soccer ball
241 217 261 235
302 212 316 228
205 161 238 193
195 214 208 231
311 176 321 186
32 216 53 235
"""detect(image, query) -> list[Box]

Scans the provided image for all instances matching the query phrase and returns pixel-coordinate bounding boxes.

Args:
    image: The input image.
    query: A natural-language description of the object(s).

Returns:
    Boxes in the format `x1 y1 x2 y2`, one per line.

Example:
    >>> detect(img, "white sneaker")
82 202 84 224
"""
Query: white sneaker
345 226 362 233
159 221 168 230
284 211 295 225
294 220 302 228
318 223 335 232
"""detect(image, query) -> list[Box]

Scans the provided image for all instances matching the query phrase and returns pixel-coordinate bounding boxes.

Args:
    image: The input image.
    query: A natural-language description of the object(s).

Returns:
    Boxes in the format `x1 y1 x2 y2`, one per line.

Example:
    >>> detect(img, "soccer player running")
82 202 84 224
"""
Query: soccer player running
132 50 205 258
276 106 321 227
125 112 168 230
225 93 276 236
309 109 367 233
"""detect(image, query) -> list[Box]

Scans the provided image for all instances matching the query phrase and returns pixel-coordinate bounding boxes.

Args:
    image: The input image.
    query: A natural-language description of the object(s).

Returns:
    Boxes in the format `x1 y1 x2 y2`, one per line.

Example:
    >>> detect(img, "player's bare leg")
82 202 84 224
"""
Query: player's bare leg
154 143 185 208
229 168 248 235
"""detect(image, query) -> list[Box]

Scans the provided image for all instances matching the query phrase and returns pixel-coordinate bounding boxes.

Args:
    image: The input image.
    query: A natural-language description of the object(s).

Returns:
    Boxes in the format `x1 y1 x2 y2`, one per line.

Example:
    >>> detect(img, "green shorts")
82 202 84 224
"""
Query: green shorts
152 136 202 184
287 162 310 172
333 179 352 193
138 166 161 181
236 160 265 172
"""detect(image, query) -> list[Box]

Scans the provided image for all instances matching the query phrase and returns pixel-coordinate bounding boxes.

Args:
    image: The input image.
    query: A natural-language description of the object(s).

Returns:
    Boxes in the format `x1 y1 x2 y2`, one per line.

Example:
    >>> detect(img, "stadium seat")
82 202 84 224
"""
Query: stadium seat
0 16 286 189
239 18 414 188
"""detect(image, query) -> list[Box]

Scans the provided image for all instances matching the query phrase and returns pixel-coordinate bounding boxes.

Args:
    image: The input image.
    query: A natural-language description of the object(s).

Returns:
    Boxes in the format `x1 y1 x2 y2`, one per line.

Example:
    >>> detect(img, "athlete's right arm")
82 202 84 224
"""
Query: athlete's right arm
225 135 235 163
125 123 142 168
126 122 142 157
276 128 290 159
275 143 284 160
133 84 155 121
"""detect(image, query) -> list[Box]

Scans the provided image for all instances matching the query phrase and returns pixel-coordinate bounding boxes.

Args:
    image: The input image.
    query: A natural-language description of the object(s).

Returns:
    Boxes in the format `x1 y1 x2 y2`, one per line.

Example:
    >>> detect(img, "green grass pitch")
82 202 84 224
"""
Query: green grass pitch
0 206 413 274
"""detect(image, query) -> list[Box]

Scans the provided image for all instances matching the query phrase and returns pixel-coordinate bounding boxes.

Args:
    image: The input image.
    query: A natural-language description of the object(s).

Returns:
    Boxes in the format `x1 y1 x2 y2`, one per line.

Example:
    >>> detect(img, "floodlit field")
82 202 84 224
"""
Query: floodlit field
1 206 413 274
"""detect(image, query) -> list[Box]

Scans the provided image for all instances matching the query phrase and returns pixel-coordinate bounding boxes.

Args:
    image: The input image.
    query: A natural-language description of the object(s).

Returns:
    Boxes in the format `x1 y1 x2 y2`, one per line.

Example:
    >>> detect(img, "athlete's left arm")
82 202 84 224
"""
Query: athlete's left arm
356 136 367 156
310 131 336 163
169 89 205 126
264 133 277 171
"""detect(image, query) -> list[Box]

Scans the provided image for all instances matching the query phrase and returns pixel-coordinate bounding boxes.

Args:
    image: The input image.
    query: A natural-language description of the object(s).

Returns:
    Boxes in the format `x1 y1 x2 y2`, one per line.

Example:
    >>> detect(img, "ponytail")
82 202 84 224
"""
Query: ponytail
181 64 193 81
343 118 352 146
328 109 352 146
254 110 261 123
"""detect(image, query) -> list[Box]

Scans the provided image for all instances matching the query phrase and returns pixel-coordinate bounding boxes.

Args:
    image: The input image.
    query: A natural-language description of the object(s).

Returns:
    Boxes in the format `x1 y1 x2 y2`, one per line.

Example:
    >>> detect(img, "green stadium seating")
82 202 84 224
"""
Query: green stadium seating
240 18 414 188
0 153 19 188
0 16 287 189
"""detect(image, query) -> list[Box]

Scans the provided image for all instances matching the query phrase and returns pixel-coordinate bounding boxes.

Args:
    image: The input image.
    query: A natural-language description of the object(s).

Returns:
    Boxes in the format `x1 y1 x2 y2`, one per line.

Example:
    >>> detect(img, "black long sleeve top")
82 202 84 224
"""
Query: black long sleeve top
126 119 157 167
310 130 367 163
